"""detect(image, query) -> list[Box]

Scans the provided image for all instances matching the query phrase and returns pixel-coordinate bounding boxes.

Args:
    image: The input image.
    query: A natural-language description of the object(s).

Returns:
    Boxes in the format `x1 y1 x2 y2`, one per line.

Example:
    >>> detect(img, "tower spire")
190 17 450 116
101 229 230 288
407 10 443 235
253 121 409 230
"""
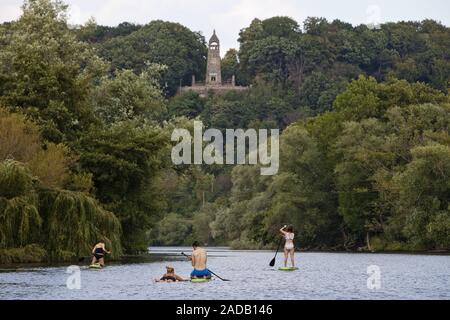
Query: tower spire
209 29 220 45
206 30 221 85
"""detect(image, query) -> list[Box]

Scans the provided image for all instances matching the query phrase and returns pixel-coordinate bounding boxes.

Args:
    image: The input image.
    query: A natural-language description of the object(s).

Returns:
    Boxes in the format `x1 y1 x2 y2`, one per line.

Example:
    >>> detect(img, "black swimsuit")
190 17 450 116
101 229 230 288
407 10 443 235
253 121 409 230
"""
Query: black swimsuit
94 247 105 260
160 275 177 281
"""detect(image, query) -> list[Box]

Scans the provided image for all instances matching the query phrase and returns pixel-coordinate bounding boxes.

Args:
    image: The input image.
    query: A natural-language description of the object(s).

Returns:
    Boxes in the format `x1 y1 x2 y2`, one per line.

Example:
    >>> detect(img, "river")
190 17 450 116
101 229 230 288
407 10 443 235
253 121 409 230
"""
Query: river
0 247 449 300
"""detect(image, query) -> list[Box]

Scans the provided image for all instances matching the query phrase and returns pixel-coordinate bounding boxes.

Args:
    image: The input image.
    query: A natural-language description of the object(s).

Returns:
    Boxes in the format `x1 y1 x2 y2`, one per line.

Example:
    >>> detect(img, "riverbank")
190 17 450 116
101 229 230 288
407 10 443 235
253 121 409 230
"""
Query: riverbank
228 238 450 254
0 253 171 270
1 245 448 269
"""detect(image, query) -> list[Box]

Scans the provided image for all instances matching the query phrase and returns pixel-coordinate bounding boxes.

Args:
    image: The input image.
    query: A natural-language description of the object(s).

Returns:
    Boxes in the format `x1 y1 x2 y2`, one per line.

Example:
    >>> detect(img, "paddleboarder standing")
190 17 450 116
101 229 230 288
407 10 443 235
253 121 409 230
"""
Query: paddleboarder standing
189 241 211 279
280 225 295 268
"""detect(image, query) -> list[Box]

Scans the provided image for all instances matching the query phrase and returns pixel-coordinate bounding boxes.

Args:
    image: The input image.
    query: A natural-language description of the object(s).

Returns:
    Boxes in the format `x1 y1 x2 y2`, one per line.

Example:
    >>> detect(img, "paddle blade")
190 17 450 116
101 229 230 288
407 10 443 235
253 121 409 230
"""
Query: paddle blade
269 257 276 267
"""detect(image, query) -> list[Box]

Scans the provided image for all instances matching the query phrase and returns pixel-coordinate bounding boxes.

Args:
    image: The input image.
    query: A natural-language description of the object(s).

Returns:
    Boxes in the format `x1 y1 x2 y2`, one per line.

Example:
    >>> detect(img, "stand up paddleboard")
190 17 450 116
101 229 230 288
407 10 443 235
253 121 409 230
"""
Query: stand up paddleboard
191 278 211 283
278 267 299 271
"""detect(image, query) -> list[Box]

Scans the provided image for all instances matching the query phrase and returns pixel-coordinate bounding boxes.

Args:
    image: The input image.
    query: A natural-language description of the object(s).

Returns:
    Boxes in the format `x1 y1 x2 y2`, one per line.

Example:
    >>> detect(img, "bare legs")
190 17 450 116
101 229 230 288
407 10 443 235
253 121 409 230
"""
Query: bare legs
91 256 105 266
289 249 295 267
283 248 295 267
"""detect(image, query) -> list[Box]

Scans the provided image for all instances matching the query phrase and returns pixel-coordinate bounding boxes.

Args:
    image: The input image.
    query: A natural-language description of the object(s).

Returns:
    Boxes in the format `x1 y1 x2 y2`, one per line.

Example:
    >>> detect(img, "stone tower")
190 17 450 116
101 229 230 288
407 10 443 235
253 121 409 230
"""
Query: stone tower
206 30 222 86
181 29 247 96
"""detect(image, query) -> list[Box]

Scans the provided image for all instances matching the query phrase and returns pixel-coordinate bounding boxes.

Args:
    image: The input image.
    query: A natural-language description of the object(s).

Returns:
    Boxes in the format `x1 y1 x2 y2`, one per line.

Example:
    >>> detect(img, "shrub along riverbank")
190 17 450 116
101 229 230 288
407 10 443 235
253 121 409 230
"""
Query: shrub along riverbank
0 160 122 264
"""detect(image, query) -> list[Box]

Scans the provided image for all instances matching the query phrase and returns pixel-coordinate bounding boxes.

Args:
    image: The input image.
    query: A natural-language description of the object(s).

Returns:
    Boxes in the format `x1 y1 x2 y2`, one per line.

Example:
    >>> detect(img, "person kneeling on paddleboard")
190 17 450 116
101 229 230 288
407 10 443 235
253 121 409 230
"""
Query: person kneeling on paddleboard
155 265 187 282
280 225 296 268
91 240 111 267
189 241 211 279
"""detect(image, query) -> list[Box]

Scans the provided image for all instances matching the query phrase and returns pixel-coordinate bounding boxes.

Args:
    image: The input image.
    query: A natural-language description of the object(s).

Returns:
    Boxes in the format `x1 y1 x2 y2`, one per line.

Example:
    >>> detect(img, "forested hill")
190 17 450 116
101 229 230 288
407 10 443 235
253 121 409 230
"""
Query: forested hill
0 0 449 264
76 16 449 98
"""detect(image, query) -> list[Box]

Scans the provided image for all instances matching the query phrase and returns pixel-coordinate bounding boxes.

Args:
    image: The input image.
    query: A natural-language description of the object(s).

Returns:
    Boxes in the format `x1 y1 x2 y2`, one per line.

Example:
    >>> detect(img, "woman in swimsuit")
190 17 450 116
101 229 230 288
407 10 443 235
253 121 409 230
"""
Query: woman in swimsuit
155 265 187 283
280 225 295 268
91 240 111 267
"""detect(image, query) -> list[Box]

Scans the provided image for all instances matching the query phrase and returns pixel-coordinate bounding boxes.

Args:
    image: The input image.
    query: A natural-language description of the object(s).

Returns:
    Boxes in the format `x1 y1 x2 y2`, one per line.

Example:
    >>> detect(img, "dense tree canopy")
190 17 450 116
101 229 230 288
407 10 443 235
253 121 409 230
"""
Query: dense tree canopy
0 0 107 143
0 0 449 263
96 20 207 95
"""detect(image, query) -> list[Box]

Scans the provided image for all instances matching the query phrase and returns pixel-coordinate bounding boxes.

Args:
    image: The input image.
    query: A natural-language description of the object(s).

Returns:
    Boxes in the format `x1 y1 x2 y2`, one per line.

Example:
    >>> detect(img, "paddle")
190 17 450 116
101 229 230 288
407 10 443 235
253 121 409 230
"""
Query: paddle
207 269 231 282
181 252 231 281
269 237 283 267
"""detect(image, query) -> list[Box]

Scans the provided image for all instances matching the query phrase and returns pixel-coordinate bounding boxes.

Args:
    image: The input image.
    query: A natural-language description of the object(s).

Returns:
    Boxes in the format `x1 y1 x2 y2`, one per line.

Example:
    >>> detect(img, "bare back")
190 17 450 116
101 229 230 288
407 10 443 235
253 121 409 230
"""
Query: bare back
192 248 207 270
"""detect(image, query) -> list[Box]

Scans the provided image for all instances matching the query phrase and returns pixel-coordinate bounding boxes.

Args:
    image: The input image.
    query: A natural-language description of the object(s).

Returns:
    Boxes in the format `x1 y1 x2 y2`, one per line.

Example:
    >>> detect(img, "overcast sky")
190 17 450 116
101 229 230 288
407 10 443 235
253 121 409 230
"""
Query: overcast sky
1 0 449 54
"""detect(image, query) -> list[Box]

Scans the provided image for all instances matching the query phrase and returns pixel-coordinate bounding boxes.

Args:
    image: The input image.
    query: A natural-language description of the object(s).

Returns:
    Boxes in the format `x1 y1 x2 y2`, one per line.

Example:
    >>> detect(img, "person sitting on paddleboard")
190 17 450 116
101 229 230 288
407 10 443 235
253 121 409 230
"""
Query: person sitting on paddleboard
189 241 211 279
280 225 295 268
91 240 111 267
155 265 187 282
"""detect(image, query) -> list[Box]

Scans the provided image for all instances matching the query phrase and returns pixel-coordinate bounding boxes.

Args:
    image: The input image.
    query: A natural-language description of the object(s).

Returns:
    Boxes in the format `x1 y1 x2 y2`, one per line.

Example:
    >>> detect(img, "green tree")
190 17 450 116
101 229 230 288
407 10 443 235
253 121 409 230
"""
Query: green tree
247 36 296 84
75 19 142 44
0 0 107 142
77 121 168 252
99 20 207 95
392 145 450 249
92 65 167 124
168 91 205 119
334 119 391 247
153 213 192 246
333 76 447 121
221 49 244 84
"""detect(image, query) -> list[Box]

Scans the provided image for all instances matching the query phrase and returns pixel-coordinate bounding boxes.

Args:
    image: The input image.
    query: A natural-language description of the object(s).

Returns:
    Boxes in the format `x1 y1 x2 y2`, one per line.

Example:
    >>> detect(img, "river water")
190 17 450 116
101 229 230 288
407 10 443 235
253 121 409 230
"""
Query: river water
0 247 449 300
